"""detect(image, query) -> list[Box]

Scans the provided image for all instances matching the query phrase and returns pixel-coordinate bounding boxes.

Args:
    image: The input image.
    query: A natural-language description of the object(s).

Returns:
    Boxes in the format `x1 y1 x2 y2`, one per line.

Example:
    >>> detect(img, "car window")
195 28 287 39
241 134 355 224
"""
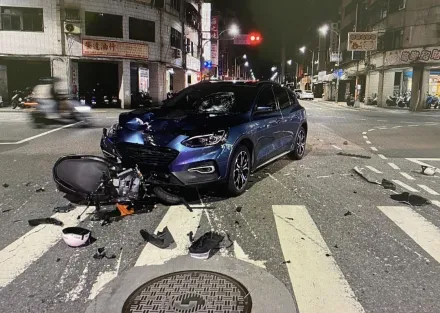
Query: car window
255 86 277 111
273 86 291 109
287 89 299 105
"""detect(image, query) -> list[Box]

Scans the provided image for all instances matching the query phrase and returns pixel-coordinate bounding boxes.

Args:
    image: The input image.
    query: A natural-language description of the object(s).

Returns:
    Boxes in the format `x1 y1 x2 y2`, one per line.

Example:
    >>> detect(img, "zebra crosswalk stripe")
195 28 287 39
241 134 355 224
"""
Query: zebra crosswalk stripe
272 205 366 313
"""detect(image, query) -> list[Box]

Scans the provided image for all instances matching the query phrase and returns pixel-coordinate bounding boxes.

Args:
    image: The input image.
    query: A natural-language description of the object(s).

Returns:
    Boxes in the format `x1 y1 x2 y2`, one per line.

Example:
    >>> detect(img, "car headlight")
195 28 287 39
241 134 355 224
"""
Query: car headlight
182 130 228 148
107 123 120 137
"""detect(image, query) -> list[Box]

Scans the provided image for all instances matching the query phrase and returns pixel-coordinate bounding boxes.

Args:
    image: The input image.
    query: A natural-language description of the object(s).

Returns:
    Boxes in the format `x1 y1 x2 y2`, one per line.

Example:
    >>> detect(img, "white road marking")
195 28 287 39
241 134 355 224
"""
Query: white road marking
388 163 400 170
0 205 95 288
0 122 79 145
88 250 123 300
392 180 419 193
363 136 368 139
408 124 419 127
378 206 440 264
273 205 365 313
371 147 378 151
331 145 342 150
135 205 202 266
378 154 387 160
65 264 89 301
362 132 367 135
366 141 372 144
377 119 388 122
432 201 440 208
400 172 416 180
417 185 439 196
368 128 375 132
366 166 382 174
425 122 438 125
391 126 403 129
233 241 266 269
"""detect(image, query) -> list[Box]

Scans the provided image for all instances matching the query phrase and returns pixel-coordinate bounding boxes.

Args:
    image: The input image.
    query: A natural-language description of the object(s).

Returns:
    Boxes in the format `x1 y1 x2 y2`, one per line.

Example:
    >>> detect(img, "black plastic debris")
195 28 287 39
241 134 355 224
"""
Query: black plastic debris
53 203 75 213
187 231 194 242
339 152 371 159
236 206 242 213
56 258 61 262
2 183 9 188
35 187 45 192
325 253 331 257
2 209 12 213
234 220 240 225
28 218 63 227
93 247 116 260
381 179 396 190
189 232 224 260
343 141 348 145
353 191 357 194
282 260 291 264
25 182 32 187
344 211 352 216
286 217 294 221
301 237 305 240
334 244 339 248
140 227 175 249
390 192 432 206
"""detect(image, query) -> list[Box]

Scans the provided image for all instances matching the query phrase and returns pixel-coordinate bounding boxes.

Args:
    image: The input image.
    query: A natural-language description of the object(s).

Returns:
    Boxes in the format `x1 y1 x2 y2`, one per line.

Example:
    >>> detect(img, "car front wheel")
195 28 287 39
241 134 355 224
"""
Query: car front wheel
227 145 250 196
288 126 306 160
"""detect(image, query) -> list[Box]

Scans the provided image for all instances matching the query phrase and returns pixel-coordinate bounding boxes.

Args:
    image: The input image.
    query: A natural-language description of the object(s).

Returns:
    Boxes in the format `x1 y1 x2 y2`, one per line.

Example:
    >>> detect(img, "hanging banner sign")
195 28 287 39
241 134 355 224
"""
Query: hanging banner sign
385 46 440 66
211 16 219 39
82 39 148 59
211 42 218 66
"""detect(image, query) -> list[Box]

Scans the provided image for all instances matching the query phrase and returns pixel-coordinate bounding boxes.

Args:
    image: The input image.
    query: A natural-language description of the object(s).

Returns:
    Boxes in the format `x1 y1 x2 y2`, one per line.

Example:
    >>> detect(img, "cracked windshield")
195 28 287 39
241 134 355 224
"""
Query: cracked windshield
1 0 440 312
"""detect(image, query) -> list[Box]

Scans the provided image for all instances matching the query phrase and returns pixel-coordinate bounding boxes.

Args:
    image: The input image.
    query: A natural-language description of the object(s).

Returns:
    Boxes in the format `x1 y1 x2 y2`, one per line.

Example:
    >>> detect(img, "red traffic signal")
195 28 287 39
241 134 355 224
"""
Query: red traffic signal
248 32 262 45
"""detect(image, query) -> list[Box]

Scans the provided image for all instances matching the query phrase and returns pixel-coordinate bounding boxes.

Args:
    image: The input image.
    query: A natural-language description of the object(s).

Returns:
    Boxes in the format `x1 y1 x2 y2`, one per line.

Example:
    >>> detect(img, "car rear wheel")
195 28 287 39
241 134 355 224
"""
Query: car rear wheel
288 126 306 160
226 145 250 196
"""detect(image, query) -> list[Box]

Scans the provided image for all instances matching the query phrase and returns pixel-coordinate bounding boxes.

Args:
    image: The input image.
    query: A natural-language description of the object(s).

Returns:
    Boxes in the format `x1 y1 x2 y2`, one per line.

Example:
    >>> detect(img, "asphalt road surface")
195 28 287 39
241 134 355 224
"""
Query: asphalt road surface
0 103 440 313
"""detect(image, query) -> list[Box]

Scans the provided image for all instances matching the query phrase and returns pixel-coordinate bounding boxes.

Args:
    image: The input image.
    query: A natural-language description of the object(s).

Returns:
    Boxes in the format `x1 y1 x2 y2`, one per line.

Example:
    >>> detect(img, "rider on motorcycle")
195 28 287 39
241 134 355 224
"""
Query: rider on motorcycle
32 77 61 115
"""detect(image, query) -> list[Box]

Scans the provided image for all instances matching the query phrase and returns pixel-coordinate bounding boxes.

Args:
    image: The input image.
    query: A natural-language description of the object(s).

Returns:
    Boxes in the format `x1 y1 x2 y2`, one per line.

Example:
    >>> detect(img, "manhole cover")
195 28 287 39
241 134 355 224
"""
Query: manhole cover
122 270 252 313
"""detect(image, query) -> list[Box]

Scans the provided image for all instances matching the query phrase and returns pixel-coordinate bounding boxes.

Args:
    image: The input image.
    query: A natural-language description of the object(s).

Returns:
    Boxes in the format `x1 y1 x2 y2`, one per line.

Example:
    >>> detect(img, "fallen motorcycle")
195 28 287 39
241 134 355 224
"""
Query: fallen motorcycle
52 155 182 211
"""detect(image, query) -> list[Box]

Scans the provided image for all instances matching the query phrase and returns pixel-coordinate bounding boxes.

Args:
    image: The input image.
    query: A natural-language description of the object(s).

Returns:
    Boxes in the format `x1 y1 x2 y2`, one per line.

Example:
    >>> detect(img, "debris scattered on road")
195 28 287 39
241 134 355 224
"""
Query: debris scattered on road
344 211 352 216
353 166 380 184
286 217 294 221
353 191 357 194
189 232 224 260
390 192 432 206
307 175 311 177
282 260 291 264
334 244 339 248
53 203 75 213
325 253 331 257
56 258 61 262
28 217 63 227
421 165 437 176
62 227 91 247
25 182 31 187
35 187 45 192
3 183 10 188
338 152 371 159
343 141 348 145
234 220 240 225
301 237 305 240
93 247 116 260
381 179 396 190
236 206 242 213
2 209 12 213
187 231 194 242
140 227 175 249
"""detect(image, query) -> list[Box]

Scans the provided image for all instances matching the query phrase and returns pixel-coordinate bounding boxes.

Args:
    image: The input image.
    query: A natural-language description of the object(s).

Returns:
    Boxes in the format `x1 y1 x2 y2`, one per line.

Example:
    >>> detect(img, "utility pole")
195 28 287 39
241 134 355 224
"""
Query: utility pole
281 33 286 85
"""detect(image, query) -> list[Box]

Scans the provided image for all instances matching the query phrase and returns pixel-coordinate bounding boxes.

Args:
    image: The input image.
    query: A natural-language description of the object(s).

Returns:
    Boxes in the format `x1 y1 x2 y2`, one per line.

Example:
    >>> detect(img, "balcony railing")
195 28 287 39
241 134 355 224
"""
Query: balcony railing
185 2 201 31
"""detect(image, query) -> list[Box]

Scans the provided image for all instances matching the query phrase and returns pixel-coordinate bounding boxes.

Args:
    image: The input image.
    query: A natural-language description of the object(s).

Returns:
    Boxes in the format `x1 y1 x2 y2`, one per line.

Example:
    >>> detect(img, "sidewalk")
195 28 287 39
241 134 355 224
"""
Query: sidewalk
314 98 440 114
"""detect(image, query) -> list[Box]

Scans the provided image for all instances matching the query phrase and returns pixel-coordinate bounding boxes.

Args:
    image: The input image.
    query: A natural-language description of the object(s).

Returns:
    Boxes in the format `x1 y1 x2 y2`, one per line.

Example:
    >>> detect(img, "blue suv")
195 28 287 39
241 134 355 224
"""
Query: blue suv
101 81 307 196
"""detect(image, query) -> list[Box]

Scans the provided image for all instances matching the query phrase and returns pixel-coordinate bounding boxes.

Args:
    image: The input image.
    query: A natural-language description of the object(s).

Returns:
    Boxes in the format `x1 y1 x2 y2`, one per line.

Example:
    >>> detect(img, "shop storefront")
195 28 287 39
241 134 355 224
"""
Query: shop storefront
186 54 201 87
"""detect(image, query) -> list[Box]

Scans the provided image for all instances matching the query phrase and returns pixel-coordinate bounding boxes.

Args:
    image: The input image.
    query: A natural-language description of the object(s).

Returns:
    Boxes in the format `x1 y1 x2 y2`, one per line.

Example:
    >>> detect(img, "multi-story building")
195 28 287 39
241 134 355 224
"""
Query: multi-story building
330 0 440 109
0 0 203 108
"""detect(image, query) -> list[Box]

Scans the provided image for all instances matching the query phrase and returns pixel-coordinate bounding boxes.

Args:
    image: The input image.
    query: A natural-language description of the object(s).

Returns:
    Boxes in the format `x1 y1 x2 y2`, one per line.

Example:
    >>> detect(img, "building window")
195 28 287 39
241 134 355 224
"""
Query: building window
381 29 403 50
389 0 407 13
170 27 182 49
188 75 192 84
155 0 165 9
85 11 123 38
0 7 43 32
171 0 181 12
191 42 195 57
129 18 155 42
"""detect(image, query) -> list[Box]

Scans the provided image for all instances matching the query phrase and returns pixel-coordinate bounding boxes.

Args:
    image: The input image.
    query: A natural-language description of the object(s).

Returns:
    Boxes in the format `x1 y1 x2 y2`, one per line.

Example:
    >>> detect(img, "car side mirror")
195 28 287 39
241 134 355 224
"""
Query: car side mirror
255 106 274 114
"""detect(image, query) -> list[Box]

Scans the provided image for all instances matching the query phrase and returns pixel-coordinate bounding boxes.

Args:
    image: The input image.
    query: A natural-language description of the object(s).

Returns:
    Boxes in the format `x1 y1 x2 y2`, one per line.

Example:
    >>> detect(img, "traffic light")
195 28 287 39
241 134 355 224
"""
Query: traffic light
248 32 262 45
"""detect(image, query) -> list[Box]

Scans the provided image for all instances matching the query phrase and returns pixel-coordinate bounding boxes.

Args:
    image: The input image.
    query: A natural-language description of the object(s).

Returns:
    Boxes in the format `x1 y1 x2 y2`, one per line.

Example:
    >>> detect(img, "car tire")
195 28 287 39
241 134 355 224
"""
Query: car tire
153 186 181 205
226 145 251 197
288 126 307 160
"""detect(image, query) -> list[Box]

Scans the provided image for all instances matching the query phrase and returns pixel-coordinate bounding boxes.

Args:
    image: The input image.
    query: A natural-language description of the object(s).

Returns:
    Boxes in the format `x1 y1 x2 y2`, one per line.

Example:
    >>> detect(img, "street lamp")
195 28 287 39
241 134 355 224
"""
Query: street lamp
234 54 247 79
287 59 299 87
228 24 239 37
319 24 340 103
299 46 315 91
271 66 277 72
244 61 249 67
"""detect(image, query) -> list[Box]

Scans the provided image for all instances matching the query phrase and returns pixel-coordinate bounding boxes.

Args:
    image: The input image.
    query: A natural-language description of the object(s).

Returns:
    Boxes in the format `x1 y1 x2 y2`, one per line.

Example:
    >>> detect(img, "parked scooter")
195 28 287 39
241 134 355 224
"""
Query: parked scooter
131 91 153 108
11 87 33 109
426 93 439 109
386 93 398 107
345 93 355 106
366 93 378 106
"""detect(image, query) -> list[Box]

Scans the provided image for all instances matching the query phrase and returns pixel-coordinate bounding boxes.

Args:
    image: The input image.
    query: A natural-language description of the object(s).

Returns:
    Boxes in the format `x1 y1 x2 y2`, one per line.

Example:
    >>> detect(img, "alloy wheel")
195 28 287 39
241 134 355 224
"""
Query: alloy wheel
296 129 306 157
233 151 249 191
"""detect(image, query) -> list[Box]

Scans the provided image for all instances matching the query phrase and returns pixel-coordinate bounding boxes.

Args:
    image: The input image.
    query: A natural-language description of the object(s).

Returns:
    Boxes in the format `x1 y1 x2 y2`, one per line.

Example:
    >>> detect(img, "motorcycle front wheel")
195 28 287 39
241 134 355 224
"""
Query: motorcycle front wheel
12 99 19 109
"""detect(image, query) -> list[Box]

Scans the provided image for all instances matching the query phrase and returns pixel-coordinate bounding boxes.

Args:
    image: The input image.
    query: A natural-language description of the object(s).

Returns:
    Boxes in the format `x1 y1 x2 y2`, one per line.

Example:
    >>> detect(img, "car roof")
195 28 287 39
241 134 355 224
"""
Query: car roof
197 80 283 90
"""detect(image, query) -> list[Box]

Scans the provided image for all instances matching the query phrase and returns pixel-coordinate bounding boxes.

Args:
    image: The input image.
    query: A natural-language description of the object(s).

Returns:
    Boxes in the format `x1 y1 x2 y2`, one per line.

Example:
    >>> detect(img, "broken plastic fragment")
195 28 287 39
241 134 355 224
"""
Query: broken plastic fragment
93 247 116 259
339 152 371 159
28 218 63 227
236 206 242 213
2 183 9 188
344 211 352 216
390 192 431 206
381 179 396 190
189 232 224 260
35 187 45 192
353 166 380 184
140 227 175 249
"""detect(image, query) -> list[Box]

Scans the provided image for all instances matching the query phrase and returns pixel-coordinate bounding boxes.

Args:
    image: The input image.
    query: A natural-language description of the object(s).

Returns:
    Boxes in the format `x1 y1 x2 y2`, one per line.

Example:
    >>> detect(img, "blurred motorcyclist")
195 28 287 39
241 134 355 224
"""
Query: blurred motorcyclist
32 77 60 115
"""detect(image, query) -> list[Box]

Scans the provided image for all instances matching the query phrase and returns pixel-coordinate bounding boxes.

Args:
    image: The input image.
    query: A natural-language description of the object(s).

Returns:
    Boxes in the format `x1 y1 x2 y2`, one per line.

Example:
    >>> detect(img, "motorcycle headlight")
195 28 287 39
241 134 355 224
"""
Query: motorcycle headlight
107 123 120 137
182 130 228 148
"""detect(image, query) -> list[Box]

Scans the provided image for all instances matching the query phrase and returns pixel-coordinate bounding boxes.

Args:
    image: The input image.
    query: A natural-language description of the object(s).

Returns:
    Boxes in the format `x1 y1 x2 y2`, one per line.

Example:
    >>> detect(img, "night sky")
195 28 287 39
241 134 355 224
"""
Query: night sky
212 0 340 79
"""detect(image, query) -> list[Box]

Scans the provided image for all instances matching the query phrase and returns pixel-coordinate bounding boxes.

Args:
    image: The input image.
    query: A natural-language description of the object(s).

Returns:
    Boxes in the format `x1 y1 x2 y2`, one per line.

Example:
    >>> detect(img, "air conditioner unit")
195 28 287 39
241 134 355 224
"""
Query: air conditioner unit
64 22 81 34
173 48 182 58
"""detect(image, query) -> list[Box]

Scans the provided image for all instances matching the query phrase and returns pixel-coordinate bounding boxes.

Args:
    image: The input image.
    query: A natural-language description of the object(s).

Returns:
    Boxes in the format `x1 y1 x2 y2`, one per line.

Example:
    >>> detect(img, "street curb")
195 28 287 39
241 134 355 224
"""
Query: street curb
85 255 297 313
